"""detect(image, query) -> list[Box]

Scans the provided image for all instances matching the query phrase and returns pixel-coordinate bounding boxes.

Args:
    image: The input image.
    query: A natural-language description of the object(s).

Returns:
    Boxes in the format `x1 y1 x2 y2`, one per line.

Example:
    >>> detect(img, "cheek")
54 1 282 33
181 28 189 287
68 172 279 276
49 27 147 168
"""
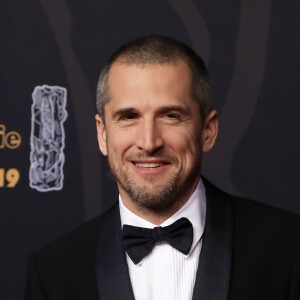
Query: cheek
179 136 202 174
107 132 133 158
165 127 201 155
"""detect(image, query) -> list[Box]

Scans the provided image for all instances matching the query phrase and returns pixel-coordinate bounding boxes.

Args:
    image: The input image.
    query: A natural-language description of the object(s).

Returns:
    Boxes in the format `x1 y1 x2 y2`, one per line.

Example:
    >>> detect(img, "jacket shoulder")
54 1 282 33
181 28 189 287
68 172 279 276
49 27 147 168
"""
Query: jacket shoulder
203 177 300 230
34 203 118 272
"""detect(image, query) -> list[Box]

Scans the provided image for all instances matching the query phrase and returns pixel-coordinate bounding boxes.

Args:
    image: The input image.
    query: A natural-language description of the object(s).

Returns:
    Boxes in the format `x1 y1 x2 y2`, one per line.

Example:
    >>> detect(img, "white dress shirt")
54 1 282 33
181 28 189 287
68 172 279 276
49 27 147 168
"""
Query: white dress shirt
119 179 206 300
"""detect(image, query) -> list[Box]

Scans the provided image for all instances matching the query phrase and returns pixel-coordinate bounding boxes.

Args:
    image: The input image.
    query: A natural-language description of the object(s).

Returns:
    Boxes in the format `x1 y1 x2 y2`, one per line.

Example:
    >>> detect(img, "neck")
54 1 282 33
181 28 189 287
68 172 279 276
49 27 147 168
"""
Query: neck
119 180 199 225
121 201 185 225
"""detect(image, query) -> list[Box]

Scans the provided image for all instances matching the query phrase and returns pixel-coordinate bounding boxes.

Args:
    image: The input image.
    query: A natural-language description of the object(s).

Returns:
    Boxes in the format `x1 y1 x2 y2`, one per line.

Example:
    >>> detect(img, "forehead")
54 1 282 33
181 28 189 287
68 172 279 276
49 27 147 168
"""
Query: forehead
106 60 195 107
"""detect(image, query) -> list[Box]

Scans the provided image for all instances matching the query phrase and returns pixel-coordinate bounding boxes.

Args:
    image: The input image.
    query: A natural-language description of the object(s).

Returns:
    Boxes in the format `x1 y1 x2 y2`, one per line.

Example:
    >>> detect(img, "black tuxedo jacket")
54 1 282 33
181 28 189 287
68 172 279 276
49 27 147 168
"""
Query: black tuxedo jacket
25 180 300 300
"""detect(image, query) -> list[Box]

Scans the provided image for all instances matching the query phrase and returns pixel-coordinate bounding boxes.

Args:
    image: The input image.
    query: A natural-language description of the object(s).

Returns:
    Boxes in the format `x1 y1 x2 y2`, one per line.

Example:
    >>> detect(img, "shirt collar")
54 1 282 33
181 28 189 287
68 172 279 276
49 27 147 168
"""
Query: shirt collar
119 179 206 255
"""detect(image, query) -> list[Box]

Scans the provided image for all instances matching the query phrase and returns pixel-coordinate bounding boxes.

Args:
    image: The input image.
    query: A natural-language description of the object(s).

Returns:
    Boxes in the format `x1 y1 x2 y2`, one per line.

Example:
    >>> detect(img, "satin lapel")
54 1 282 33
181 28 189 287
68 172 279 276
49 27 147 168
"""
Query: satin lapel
95 203 135 300
192 179 233 300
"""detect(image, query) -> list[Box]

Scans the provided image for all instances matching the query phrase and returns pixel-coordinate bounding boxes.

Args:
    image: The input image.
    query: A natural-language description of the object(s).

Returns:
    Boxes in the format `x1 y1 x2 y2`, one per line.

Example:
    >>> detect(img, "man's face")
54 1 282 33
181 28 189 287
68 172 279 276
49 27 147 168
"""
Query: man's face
96 60 218 214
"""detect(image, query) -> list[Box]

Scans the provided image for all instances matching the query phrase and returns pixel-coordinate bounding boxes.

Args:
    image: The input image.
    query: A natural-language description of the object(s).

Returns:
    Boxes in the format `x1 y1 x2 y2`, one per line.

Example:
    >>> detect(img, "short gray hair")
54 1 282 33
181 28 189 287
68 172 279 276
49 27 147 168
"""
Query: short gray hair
96 36 213 120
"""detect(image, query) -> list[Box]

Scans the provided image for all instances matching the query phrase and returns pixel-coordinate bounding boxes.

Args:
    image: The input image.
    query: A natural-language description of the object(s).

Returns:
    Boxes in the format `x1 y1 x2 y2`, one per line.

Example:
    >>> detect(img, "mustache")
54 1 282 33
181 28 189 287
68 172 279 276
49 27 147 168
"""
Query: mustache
125 149 177 163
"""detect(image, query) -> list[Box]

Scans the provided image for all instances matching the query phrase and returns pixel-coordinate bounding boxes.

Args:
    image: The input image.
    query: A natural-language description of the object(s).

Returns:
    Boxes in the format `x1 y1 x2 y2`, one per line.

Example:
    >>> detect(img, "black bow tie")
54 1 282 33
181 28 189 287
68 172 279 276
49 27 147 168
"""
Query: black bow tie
122 217 193 264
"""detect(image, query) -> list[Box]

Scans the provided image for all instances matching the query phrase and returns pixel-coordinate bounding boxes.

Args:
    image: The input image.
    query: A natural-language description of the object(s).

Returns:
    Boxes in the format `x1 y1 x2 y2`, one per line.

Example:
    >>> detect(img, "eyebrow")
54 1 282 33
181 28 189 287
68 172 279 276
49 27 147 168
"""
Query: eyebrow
111 105 191 120
112 107 137 120
156 105 191 115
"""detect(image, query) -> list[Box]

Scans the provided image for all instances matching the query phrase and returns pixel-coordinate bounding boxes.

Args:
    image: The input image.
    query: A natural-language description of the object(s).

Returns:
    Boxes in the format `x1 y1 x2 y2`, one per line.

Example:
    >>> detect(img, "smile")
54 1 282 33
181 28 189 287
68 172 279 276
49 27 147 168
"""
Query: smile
132 160 171 169
134 162 164 168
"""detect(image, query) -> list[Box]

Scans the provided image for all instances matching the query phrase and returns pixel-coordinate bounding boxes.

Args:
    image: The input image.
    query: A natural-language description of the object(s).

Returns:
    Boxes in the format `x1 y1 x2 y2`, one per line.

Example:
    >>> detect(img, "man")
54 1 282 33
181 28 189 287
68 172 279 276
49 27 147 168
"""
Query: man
26 36 300 300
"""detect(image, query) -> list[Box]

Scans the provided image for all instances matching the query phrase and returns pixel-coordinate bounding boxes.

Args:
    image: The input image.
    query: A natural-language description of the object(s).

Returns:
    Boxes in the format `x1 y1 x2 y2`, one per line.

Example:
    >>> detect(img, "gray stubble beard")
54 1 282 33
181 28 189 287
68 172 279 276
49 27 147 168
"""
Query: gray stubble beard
112 162 201 214
118 171 181 212
107 147 202 213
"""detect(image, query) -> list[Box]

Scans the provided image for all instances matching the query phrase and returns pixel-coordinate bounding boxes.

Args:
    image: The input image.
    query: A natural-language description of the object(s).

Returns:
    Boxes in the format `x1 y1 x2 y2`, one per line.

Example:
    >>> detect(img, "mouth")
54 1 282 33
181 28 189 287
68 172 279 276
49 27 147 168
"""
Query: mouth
133 162 165 169
131 160 171 170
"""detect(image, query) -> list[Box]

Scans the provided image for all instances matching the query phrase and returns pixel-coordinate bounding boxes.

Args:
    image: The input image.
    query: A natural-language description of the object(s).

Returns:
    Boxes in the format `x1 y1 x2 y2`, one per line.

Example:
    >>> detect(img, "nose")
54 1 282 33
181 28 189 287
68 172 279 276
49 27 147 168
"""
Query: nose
136 120 164 153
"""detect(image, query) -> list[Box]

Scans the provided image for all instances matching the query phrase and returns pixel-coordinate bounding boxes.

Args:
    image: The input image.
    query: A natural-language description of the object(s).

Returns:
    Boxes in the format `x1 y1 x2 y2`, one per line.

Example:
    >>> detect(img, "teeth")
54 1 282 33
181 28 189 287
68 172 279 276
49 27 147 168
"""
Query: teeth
135 162 162 168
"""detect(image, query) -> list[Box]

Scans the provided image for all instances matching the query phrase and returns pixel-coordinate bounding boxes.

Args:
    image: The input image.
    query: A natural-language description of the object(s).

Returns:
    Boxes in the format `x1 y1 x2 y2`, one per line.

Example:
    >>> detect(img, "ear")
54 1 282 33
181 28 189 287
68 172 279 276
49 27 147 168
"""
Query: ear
95 114 108 156
201 110 218 153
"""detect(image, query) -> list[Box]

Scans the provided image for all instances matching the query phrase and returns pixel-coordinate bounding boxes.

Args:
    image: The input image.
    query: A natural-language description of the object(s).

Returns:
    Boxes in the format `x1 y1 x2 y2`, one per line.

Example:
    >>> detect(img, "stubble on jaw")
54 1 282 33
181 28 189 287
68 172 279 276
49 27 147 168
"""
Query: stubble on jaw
118 170 181 212
107 148 176 211
108 153 202 217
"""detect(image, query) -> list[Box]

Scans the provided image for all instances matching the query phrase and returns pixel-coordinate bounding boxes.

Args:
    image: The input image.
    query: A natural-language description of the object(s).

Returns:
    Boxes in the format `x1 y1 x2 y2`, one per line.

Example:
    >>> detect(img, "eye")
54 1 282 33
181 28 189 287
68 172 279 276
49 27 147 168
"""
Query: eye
162 112 182 123
120 112 139 121
164 113 180 119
